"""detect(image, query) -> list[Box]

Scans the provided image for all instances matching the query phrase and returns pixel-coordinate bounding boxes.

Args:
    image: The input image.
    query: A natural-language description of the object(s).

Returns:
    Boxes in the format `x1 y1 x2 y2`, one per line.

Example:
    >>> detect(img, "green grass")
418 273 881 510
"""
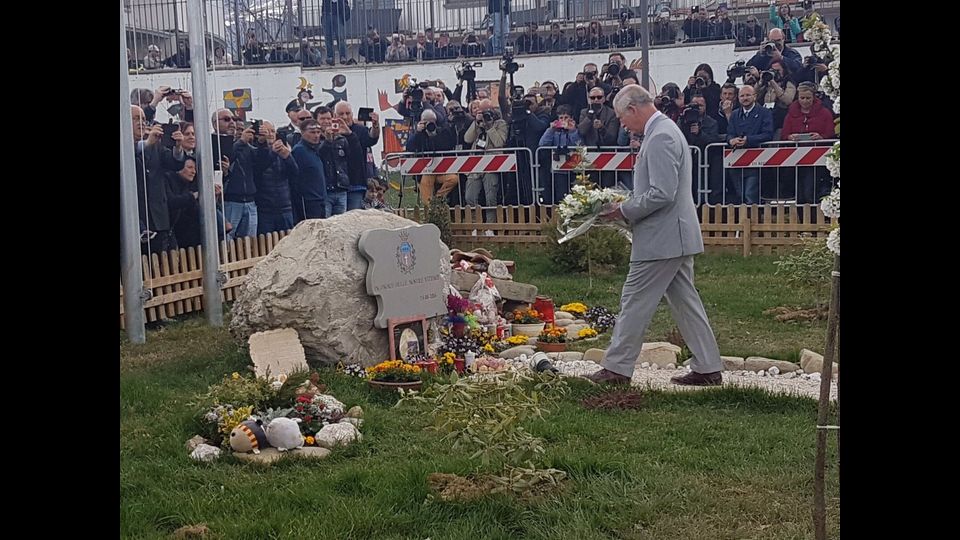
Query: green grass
120 252 838 539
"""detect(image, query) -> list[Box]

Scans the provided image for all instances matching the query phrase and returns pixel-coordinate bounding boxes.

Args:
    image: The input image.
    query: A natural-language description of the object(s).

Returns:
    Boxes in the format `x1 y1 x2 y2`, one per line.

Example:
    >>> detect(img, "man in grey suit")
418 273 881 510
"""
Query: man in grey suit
586 84 724 386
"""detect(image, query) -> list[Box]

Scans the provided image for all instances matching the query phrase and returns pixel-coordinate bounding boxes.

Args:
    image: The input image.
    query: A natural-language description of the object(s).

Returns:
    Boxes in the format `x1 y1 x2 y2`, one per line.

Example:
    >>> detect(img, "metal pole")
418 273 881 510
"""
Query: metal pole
640 0 650 90
234 0 244 64
187 0 224 327
120 0 147 343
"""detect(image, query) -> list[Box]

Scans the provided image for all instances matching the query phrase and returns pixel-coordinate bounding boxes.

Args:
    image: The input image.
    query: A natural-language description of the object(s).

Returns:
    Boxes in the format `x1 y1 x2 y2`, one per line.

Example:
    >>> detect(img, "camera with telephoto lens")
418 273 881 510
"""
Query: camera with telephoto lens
481 110 494 123
655 95 676 112
726 60 748 79
499 46 522 74
425 121 437 134
606 62 621 77
763 42 777 56
761 70 776 83
694 76 706 89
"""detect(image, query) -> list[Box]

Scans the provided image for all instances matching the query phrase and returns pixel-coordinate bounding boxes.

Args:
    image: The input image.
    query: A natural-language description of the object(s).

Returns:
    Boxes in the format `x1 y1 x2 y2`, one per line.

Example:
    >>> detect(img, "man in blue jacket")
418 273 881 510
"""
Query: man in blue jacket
291 119 328 221
253 121 299 235
746 28 802 75
724 85 773 204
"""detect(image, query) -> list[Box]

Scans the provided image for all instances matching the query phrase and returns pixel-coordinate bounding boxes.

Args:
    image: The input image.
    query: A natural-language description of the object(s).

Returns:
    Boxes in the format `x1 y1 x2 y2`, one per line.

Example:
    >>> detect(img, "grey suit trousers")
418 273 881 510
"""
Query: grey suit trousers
601 255 723 377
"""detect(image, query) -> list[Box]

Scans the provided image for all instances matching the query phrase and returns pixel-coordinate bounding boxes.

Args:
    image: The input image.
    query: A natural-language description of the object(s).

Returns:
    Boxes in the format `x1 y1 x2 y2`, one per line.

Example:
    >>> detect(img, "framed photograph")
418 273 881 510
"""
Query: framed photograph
387 315 428 362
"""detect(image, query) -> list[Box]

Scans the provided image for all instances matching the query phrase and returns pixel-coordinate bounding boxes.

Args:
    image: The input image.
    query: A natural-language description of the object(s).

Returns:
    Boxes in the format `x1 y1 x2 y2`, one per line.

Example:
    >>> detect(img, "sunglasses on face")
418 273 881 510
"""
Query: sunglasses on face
589 95 604 100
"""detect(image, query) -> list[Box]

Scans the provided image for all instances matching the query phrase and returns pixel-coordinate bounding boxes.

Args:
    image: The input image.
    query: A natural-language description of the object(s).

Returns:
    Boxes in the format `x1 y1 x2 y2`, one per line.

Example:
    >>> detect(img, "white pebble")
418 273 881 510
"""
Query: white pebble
665 363 676 370
757 370 766 377
768 366 780 376
650 363 660 370
640 362 650 369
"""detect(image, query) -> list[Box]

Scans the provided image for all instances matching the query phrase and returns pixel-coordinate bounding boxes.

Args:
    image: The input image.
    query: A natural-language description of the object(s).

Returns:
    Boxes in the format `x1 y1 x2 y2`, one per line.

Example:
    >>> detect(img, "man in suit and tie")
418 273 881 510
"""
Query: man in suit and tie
586 85 724 386
725 85 774 204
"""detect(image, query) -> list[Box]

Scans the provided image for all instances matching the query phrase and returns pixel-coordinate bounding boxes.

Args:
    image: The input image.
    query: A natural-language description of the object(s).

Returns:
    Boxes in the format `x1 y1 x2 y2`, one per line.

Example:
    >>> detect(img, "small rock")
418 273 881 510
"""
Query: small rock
190 444 222 462
555 319 572 327
185 435 208 452
554 311 574 320
637 342 681 367
665 363 676 370
757 370 767 377
565 324 589 340
768 366 780 376
640 362 650 369
315 422 362 449
346 406 364 419
744 357 801 373
500 346 536 359
722 356 745 371
809 373 822 382
172 524 211 539
557 351 584 362
583 348 606 363
799 349 824 372
294 446 333 460
783 371 796 379
233 446 331 464
339 417 364 428
650 363 660 371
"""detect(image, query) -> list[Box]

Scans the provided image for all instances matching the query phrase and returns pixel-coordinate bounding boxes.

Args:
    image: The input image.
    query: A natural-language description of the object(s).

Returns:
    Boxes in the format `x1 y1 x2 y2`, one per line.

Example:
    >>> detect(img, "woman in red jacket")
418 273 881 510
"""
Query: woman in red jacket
781 82 835 141
781 82 836 203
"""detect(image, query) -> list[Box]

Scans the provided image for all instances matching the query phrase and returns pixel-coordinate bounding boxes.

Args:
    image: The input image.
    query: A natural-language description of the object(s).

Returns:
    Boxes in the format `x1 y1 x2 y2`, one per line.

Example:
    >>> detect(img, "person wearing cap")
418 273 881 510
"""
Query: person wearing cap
736 15 764 48
515 22 544 54
651 11 677 46
278 101 313 148
385 33 409 62
144 44 164 70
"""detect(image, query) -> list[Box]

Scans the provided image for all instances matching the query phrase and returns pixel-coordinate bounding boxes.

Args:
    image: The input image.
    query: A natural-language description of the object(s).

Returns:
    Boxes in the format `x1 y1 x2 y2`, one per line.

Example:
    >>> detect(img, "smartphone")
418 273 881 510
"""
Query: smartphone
357 107 373 122
794 133 814 141
161 120 179 148
251 119 262 136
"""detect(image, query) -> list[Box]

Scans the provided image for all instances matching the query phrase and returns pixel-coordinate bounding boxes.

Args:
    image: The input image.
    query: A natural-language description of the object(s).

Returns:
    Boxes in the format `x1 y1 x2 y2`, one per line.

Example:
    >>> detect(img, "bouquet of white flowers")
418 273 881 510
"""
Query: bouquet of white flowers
556 183 633 244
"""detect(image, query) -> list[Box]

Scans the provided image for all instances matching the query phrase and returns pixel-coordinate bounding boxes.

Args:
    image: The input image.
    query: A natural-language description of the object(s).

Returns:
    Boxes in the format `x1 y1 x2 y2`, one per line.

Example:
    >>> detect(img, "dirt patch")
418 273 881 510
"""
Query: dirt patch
427 473 499 502
763 306 829 322
582 389 647 411
171 524 211 539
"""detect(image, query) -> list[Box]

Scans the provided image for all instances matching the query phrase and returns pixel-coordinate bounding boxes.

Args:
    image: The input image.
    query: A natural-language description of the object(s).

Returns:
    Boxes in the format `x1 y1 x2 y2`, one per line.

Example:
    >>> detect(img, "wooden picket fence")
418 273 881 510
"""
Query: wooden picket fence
120 204 832 328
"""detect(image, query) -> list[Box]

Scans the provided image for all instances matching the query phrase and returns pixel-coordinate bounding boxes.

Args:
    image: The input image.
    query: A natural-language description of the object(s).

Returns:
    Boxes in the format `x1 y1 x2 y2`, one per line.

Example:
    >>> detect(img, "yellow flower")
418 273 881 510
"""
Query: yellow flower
483 343 495 353
305 436 315 446
578 327 598 339
231 372 240 380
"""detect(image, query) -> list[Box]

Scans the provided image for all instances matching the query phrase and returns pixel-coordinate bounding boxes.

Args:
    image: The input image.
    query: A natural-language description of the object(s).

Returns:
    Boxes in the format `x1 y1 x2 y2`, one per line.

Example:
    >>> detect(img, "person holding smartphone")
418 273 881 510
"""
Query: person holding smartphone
334 100 380 210
781 82 835 203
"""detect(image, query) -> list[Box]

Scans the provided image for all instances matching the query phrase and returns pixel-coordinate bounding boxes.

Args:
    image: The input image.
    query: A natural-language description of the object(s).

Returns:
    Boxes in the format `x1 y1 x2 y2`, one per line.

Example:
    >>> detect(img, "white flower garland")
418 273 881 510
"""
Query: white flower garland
804 14 840 256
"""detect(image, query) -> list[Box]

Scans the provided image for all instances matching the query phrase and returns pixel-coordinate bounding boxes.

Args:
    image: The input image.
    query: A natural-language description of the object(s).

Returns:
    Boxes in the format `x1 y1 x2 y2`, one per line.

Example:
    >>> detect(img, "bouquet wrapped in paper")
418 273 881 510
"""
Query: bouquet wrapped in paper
556 183 633 244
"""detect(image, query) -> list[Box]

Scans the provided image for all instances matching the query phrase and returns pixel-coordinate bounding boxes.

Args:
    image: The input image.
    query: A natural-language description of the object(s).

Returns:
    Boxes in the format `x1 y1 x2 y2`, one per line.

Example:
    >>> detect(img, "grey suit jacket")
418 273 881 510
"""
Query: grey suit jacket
620 113 704 262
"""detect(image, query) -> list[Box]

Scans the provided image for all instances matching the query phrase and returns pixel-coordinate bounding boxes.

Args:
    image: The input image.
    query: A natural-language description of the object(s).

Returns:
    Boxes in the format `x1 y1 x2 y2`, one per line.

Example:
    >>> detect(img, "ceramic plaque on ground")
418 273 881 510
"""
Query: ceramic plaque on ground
248 328 307 378
358 224 447 329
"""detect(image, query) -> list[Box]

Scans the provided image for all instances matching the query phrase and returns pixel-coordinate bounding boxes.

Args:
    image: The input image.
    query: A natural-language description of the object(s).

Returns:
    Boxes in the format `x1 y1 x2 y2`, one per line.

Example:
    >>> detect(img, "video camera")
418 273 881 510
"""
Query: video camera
726 60 748 80
499 46 522 75
455 61 480 82
680 105 700 125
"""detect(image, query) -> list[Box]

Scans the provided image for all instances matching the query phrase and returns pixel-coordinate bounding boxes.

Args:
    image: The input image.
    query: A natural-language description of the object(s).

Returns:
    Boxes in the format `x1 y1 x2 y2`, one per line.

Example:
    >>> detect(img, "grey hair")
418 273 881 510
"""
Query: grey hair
797 81 818 94
612 84 654 114
420 109 438 122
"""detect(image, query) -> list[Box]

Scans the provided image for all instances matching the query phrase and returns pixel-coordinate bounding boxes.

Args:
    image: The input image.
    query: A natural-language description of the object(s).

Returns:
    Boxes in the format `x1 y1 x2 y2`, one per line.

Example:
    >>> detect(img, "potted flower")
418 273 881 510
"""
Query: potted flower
537 326 568 353
511 307 545 337
366 360 423 391
447 294 472 337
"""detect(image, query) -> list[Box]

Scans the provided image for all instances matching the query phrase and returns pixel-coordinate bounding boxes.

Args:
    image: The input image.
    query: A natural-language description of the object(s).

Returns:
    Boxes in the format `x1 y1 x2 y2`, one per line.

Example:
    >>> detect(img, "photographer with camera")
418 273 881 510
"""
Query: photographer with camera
360 27 388 64
406 109 460 205
655 83 686 123
461 31 487 58
746 28 803 74
537 105 582 204
335 101 380 210
218 113 259 239
578 88 620 146
249 121 299 234
682 6 711 43
464 100 508 225
291 119 328 221
278 101 314 148
603 53 628 88
562 63 612 120
754 59 796 138
386 33 409 62
725 86 773 204
793 51 831 87
680 95 722 204
313 106 362 217
682 64 721 116
611 11 637 48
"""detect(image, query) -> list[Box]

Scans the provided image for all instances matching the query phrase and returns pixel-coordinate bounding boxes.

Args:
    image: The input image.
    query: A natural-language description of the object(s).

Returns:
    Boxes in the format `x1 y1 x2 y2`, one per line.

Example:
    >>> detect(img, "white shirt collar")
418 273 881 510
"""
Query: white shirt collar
644 110 663 136
742 104 756 115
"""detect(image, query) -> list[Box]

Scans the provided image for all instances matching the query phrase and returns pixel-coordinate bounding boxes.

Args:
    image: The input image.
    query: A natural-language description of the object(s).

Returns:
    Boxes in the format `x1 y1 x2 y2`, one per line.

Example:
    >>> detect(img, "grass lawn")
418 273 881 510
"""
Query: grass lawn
120 251 838 539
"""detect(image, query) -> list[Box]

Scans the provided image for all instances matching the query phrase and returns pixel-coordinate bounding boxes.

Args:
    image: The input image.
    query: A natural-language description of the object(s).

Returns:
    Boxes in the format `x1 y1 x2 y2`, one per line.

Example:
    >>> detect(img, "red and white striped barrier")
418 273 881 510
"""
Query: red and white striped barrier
399 154 517 175
723 146 830 168
553 151 636 171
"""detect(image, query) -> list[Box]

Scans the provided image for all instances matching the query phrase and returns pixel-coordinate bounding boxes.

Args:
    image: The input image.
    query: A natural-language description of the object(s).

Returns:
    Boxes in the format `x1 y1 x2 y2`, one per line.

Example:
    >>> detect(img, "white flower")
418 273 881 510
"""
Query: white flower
820 189 840 218
832 94 840 115
826 228 840 256
825 142 840 178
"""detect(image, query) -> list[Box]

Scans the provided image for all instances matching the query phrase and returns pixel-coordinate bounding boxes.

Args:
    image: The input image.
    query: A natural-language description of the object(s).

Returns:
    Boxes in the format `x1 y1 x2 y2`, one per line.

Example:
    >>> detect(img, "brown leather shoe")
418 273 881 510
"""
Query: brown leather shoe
670 371 723 386
585 369 632 385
